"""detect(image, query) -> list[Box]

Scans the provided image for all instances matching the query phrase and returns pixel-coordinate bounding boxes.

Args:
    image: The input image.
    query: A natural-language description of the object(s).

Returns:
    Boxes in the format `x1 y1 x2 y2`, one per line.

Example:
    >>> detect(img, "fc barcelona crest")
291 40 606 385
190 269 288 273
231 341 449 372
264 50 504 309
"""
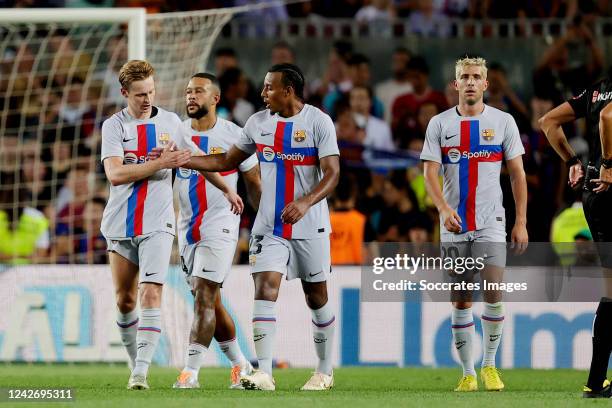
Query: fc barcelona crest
159 132 170 146
293 130 306 142
482 129 495 141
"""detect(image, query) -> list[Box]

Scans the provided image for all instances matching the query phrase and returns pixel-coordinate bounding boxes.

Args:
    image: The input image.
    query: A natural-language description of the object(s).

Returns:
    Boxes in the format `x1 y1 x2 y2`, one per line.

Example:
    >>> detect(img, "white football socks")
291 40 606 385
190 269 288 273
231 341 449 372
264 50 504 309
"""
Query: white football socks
310 303 336 376
132 308 162 377
481 302 504 368
218 337 247 367
252 300 276 376
116 308 139 367
184 342 208 377
452 307 476 377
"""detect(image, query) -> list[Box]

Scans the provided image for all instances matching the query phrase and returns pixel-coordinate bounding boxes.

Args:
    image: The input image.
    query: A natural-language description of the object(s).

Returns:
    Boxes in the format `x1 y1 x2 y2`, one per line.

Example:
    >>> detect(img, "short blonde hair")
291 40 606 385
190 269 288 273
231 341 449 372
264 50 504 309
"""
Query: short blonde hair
455 56 487 80
119 60 155 90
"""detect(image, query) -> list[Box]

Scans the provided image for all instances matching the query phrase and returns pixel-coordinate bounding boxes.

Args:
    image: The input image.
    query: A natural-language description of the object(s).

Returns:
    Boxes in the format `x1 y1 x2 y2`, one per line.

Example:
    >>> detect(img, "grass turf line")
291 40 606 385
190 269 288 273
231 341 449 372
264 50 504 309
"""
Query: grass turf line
0 365 606 407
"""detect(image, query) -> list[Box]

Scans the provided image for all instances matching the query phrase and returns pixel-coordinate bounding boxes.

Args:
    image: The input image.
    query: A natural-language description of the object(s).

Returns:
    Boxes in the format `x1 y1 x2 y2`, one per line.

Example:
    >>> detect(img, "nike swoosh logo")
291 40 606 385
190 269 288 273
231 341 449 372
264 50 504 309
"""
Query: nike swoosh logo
309 271 323 277
145 272 157 277
445 134 458 140
202 268 214 273
260 132 272 137
123 137 136 142
188 351 200 356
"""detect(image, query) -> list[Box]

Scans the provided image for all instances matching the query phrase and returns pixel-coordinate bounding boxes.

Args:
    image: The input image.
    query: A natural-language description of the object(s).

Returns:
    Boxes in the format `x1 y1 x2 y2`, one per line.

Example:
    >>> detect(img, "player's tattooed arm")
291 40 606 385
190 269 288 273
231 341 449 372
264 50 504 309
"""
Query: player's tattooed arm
103 145 191 186
200 171 244 215
185 145 250 172
242 164 262 211
281 155 340 225
423 160 462 233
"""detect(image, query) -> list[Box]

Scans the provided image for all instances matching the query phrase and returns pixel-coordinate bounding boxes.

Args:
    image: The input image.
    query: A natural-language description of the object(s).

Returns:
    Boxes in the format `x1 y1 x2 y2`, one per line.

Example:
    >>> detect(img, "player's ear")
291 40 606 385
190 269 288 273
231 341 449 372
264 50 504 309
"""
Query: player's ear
453 79 459 91
120 87 129 98
483 79 489 91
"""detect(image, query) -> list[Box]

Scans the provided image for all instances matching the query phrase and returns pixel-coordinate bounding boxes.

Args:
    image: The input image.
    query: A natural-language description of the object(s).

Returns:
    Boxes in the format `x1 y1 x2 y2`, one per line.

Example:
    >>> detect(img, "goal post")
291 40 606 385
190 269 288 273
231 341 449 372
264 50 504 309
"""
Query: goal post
0 8 147 60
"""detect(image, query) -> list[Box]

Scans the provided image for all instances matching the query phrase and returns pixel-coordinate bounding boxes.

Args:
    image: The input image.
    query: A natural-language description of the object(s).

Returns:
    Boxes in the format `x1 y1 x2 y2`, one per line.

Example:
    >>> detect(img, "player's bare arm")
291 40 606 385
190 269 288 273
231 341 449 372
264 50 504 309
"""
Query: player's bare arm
506 156 528 253
423 160 462 233
185 145 250 173
538 102 584 188
281 155 339 225
103 145 191 186
593 103 612 189
242 164 262 211
149 146 244 214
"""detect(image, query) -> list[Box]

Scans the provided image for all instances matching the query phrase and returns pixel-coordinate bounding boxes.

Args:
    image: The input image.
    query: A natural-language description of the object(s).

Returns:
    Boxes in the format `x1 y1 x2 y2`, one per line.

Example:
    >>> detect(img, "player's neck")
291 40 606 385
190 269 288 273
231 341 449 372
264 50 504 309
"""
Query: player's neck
278 100 304 118
192 113 217 132
457 101 485 117
127 106 151 120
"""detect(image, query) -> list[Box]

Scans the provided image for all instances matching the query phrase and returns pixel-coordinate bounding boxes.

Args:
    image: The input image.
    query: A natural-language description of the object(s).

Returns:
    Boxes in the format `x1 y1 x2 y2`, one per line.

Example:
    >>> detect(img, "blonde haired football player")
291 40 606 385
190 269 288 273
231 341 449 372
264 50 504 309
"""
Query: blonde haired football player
421 56 528 392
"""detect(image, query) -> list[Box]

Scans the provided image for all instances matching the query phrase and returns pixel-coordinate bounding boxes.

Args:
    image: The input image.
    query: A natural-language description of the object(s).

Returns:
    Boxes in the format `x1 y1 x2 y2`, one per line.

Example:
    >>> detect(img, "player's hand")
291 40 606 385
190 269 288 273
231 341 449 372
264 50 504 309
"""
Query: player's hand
158 146 191 169
568 162 584 188
592 166 612 193
281 196 311 225
223 189 244 215
441 205 462 233
510 224 528 255
148 142 177 161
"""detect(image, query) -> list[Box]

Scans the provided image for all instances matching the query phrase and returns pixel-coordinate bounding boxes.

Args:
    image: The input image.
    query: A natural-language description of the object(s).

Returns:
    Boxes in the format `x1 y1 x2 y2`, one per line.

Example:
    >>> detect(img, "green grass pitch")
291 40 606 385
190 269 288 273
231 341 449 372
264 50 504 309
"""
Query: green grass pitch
0 365 607 407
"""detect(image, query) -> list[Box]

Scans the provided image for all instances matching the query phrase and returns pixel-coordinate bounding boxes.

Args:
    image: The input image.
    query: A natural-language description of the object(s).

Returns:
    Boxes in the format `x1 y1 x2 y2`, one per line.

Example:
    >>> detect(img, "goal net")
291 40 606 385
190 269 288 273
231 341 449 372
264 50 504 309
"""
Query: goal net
0 7 236 264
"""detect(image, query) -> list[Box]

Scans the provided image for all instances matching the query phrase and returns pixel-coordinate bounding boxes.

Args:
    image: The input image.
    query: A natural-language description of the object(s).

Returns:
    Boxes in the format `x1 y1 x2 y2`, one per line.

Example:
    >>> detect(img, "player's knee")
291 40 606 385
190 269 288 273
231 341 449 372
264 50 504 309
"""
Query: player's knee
453 301 472 309
304 291 328 310
139 283 162 307
115 291 136 313
254 281 280 301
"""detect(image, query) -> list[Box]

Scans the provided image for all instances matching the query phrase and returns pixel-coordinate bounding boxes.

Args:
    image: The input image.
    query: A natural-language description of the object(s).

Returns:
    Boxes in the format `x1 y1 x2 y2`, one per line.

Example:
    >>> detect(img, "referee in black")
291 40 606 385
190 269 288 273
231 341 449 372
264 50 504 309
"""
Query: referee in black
539 72 612 398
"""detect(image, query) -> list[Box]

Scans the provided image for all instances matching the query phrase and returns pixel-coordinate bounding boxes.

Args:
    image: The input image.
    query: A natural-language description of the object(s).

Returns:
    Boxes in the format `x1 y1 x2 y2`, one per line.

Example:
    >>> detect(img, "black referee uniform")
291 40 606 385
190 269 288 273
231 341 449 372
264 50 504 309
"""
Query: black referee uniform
568 78 612 250
566 77 612 397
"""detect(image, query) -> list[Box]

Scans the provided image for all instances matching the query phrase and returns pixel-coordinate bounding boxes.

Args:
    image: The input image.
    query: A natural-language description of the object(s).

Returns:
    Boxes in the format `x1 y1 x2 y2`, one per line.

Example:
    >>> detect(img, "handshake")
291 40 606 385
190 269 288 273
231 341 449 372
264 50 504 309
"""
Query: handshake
147 142 192 169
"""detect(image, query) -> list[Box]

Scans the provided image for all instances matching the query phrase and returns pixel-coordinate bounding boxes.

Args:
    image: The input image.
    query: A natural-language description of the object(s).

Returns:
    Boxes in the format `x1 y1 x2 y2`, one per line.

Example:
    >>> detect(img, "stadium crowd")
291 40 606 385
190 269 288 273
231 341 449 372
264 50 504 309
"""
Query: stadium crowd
0 1 608 264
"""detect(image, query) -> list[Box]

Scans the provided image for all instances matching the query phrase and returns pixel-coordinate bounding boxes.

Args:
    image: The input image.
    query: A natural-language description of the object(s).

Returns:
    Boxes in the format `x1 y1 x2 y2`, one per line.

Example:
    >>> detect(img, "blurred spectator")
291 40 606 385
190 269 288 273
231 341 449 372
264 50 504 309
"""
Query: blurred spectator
408 0 451 37
308 41 353 104
485 62 530 132
355 0 396 23
0 176 49 265
533 16 604 103
76 197 106 264
330 175 376 265
444 81 459 106
415 102 439 140
349 86 396 151
234 0 289 37
323 53 384 120
271 41 295 65
406 212 433 243
46 29 93 87
95 34 127 107
375 47 414 123
218 67 255 127
373 171 425 241
392 56 448 148
21 141 52 209
335 108 367 145
54 164 94 263
214 47 239 77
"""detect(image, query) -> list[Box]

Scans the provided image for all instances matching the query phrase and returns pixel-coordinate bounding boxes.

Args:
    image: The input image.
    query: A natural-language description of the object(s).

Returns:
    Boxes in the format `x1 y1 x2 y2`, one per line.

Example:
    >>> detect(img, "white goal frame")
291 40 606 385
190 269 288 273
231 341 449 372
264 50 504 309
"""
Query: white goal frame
0 8 146 60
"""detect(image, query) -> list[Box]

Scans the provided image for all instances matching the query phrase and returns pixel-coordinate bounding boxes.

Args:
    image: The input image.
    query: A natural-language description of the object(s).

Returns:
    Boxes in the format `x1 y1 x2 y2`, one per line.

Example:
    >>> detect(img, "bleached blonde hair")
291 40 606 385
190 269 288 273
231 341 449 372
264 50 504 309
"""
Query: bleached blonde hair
455 56 487 80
